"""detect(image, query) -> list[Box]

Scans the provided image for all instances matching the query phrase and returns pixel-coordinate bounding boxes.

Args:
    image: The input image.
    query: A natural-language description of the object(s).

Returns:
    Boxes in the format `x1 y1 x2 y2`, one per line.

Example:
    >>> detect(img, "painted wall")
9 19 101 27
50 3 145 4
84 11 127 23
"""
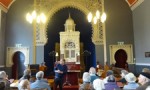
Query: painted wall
5 0 44 64
104 0 134 64
0 10 6 66
133 0 150 66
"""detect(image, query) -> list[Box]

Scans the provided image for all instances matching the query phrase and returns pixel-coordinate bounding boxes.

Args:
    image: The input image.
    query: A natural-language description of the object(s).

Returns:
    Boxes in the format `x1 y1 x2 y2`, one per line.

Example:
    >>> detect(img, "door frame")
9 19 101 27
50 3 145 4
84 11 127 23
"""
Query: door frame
6 47 29 67
109 44 134 65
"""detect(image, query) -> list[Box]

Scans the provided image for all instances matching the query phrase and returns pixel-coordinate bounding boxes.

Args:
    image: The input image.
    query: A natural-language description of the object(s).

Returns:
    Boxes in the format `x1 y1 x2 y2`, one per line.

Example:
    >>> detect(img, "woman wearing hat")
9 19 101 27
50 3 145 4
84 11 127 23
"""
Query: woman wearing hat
123 73 139 89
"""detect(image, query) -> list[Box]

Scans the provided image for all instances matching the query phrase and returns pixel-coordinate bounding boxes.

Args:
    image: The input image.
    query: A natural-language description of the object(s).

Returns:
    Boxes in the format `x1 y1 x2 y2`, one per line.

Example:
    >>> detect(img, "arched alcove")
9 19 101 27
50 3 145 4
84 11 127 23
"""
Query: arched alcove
12 51 25 79
44 7 96 75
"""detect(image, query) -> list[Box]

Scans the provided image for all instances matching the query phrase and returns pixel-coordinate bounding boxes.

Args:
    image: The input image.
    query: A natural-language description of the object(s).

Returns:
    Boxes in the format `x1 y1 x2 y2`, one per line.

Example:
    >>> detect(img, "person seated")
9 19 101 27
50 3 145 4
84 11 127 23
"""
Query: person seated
123 72 139 89
104 75 120 90
96 61 103 70
136 72 150 90
117 69 128 84
142 68 150 73
89 67 99 83
18 79 30 90
0 71 10 90
103 70 114 84
79 72 94 90
30 71 51 90
93 78 105 90
39 62 47 71
101 62 110 78
19 69 32 83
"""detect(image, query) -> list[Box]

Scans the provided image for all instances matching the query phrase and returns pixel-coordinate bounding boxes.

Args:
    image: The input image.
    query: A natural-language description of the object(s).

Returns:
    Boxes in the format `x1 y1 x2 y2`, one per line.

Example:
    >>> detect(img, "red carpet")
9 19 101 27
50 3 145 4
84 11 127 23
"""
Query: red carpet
55 85 79 90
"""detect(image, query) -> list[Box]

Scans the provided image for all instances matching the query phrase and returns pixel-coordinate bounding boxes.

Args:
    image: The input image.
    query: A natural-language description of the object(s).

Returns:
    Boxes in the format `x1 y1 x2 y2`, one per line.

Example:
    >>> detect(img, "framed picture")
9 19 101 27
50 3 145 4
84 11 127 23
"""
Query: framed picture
145 52 150 57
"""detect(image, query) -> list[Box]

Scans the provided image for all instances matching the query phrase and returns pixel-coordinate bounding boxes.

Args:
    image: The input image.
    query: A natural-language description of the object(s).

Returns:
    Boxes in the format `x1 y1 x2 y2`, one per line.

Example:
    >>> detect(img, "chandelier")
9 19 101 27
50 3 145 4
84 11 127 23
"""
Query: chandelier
87 0 106 24
26 0 46 64
26 0 46 24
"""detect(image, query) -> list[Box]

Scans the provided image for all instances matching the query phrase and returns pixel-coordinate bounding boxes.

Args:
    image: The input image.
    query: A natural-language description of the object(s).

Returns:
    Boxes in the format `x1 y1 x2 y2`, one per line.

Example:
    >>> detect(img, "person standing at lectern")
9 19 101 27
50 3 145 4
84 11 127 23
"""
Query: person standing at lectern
54 59 68 90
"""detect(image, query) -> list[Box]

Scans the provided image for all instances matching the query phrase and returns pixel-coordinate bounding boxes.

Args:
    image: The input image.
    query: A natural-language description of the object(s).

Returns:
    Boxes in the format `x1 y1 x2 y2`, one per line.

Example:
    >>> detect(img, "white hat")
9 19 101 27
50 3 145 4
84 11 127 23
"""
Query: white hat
93 79 105 90
125 73 136 82
82 72 90 82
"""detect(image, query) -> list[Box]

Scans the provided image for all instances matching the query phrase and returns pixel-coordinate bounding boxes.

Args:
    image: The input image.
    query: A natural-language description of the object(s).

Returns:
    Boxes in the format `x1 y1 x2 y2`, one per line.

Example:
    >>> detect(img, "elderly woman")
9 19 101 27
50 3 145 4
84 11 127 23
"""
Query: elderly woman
79 72 94 90
118 69 128 84
123 73 139 89
105 75 120 90
19 69 31 83
18 79 30 90
93 78 105 90
0 71 10 90
89 67 99 83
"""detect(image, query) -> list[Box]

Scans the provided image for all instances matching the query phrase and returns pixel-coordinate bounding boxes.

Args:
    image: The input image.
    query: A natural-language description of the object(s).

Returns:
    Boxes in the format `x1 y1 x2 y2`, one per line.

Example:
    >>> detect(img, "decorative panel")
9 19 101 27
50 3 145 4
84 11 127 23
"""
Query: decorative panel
6 47 29 67
109 44 134 64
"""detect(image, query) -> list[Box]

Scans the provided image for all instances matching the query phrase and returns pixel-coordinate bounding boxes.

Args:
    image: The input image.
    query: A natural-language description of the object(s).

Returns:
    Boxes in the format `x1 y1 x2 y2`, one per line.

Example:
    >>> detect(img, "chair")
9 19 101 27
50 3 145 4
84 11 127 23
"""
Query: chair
0 82 5 89
30 64 39 77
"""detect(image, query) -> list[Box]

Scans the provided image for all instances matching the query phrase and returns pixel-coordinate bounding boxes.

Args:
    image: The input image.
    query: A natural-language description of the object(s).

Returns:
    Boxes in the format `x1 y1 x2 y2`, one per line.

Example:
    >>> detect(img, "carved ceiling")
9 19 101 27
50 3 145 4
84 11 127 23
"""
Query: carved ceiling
0 0 14 12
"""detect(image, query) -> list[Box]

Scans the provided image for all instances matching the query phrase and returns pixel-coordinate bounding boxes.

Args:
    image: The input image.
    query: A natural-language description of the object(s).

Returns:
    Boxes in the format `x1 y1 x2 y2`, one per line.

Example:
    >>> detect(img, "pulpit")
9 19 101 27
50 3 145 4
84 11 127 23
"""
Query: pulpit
63 62 80 86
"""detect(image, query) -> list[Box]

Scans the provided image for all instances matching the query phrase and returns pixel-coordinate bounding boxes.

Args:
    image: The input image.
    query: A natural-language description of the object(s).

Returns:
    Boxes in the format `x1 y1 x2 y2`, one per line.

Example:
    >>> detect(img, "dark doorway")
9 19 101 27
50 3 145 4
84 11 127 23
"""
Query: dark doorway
114 49 127 68
12 51 25 79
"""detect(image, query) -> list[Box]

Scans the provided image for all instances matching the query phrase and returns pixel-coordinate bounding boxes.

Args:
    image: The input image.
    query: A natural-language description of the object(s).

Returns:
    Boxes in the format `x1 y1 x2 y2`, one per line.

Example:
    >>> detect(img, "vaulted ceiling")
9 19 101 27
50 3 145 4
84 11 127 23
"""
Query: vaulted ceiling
0 0 13 8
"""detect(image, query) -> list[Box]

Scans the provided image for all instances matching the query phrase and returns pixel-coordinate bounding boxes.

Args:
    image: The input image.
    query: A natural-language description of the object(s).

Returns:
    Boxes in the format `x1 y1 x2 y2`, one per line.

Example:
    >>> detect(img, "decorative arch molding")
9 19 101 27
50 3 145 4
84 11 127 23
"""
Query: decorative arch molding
109 44 134 64
6 47 29 67
37 0 104 45
46 1 89 24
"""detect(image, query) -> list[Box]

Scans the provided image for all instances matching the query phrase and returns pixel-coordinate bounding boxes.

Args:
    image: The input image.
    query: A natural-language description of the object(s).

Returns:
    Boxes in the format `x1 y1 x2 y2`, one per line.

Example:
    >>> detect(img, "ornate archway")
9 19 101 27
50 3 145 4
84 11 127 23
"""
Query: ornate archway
36 0 105 46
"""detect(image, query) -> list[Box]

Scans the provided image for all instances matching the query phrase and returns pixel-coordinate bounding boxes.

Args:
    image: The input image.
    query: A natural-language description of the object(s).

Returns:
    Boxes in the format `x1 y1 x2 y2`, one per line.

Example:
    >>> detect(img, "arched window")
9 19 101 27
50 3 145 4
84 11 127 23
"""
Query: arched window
65 41 76 59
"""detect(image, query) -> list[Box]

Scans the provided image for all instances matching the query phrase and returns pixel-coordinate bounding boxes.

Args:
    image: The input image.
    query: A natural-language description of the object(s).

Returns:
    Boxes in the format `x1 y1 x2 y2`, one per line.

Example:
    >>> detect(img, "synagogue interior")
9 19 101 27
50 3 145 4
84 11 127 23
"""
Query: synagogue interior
0 0 150 90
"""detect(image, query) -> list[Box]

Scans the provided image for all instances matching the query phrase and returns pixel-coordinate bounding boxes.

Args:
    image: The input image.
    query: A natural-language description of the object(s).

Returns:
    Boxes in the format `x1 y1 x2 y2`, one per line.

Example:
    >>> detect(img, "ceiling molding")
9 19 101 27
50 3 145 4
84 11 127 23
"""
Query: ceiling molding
0 3 7 12
0 0 15 13
126 0 144 11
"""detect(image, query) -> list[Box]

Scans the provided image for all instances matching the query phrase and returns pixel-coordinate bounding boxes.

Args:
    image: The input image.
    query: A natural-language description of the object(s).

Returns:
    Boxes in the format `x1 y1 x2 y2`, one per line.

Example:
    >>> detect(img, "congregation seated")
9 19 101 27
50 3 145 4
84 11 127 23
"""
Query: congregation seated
123 72 139 89
79 72 94 90
30 71 51 90
103 70 114 84
89 67 99 84
18 79 30 90
136 72 150 90
93 78 105 90
0 71 10 90
104 75 120 90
